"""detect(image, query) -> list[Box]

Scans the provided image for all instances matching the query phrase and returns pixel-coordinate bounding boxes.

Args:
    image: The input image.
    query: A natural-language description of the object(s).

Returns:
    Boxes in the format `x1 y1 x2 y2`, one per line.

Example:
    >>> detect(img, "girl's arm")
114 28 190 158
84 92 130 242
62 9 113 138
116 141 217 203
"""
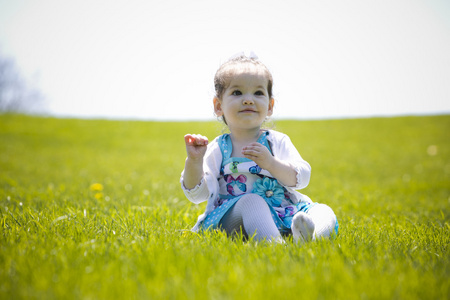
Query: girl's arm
183 134 209 189
181 135 221 205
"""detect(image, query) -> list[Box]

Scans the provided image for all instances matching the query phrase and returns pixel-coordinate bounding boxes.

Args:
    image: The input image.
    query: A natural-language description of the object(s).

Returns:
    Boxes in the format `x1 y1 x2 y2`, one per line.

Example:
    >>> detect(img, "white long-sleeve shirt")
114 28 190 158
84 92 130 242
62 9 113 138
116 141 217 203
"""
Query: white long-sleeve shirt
180 130 312 231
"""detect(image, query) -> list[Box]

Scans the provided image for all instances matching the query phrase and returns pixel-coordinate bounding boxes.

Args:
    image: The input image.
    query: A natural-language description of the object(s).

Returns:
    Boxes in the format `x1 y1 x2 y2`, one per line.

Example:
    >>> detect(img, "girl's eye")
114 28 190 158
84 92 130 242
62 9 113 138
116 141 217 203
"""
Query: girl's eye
254 91 265 96
232 90 242 96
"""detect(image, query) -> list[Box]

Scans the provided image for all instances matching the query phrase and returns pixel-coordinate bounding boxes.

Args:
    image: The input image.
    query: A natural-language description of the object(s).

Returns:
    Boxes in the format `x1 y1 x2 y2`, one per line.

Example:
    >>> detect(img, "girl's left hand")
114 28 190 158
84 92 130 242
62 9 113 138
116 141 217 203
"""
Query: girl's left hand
242 143 274 170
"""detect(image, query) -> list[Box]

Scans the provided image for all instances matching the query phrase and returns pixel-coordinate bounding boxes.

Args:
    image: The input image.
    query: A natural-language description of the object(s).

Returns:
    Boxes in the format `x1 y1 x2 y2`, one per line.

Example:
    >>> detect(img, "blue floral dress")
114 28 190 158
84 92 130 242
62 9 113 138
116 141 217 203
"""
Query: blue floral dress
201 131 316 234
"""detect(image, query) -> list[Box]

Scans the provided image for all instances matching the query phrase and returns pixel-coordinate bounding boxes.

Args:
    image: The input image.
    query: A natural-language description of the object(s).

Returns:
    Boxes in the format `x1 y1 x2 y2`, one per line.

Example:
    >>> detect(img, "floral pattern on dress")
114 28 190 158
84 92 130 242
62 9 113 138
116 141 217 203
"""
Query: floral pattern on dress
252 177 285 207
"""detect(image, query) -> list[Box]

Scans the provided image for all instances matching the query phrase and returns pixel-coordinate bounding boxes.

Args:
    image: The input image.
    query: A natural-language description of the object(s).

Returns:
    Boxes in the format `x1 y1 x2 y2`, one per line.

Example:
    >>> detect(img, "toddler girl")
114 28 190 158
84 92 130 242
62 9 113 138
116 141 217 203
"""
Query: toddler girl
180 53 338 243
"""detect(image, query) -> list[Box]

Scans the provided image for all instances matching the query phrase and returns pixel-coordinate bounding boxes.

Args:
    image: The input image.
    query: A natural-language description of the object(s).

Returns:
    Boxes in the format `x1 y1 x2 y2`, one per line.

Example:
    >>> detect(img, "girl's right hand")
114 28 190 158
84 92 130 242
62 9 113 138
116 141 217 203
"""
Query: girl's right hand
184 134 209 161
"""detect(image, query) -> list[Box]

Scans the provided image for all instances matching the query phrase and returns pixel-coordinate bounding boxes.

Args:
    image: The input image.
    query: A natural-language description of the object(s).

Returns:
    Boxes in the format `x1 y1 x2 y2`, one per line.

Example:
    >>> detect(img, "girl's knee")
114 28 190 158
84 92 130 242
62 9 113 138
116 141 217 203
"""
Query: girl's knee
307 203 338 238
236 194 268 208
307 204 337 226
235 194 271 215
237 193 267 206
309 203 335 216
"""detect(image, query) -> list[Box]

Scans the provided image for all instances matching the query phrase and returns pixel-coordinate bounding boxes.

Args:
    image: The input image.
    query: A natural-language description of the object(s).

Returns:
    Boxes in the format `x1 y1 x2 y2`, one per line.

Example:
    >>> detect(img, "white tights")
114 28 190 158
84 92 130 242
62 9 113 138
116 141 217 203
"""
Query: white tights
219 194 337 243
219 194 282 242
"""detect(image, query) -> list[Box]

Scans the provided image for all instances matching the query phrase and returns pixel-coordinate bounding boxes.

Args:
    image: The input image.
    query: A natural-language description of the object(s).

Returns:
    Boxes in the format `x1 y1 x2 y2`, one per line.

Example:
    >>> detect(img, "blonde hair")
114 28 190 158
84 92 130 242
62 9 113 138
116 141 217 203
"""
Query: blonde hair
214 55 273 101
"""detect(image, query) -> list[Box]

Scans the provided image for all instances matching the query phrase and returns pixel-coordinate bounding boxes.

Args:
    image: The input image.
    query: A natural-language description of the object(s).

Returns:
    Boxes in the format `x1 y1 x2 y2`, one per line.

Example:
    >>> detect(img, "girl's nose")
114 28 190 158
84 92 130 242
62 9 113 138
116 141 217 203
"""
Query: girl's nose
243 96 254 105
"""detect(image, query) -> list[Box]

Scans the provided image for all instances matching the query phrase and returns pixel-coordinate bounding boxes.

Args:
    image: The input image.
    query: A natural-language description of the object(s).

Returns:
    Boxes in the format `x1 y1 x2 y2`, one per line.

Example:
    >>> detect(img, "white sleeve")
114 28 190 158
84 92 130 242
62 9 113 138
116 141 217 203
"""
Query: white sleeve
180 138 221 204
271 133 311 190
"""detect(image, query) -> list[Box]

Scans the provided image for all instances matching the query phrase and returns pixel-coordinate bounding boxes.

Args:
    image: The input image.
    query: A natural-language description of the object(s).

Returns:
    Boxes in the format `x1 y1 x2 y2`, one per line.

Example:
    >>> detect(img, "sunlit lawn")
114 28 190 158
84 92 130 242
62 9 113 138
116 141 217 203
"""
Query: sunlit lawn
0 114 449 299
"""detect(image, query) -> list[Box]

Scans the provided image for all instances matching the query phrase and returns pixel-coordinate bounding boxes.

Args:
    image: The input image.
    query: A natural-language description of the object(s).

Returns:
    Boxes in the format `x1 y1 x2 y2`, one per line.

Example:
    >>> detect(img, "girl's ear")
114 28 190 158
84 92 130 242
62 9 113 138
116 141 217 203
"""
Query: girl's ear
267 98 275 116
213 97 223 116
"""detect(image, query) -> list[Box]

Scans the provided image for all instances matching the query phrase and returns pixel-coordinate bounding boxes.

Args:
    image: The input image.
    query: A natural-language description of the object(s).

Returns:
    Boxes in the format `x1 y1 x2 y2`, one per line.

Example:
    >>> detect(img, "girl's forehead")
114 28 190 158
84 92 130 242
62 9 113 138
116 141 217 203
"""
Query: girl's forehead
228 71 268 87
224 63 269 85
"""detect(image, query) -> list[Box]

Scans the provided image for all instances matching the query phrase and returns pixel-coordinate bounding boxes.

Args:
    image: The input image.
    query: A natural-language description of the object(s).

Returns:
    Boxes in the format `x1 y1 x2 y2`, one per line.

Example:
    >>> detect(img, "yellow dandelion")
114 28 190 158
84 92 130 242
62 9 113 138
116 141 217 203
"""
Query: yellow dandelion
94 192 103 200
90 183 104 191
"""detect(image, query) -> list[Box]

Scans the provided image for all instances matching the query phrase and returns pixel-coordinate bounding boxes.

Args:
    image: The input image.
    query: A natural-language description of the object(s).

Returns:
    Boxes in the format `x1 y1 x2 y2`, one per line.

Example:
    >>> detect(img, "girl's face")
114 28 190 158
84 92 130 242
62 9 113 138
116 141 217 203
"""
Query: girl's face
214 70 274 131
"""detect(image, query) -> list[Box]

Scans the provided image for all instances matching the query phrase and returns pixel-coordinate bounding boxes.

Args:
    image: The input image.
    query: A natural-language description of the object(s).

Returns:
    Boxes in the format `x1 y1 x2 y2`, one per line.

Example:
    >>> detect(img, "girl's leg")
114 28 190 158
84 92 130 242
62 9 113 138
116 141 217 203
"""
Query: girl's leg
220 194 282 242
219 202 246 237
292 204 337 243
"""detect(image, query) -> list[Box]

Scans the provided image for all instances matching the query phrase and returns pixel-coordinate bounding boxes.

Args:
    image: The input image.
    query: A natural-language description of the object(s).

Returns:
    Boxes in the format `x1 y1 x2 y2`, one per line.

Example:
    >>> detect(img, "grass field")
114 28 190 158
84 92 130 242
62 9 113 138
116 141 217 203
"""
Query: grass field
0 114 449 299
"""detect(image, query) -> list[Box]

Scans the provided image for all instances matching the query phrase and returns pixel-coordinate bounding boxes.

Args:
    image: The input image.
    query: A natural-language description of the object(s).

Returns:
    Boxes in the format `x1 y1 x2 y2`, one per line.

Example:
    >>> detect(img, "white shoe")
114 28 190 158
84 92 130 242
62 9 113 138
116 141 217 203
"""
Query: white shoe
292 212 315 243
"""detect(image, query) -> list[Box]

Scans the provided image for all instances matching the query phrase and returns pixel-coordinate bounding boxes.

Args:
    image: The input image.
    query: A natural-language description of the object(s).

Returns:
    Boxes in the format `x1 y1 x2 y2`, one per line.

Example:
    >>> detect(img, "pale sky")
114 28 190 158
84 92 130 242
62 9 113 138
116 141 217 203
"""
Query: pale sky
0 0 449 120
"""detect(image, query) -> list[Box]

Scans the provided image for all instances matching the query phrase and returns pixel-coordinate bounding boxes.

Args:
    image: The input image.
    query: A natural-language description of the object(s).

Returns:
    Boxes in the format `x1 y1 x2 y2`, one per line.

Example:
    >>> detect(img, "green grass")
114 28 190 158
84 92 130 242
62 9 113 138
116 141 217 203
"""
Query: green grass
0 114 449 299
